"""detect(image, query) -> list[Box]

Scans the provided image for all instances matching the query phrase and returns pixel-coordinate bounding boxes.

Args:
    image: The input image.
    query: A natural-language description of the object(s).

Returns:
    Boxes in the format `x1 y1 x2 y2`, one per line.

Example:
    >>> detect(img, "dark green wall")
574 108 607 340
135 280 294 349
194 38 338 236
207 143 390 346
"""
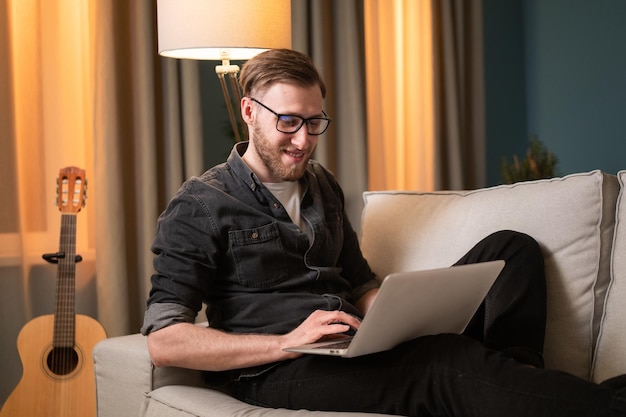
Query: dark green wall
199 60 241 168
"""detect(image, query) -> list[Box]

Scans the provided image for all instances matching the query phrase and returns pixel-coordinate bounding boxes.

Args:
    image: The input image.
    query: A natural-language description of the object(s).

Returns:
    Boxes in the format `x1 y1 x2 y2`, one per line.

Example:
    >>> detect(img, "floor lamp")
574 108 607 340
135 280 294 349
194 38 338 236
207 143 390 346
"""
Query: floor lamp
156 0 292 142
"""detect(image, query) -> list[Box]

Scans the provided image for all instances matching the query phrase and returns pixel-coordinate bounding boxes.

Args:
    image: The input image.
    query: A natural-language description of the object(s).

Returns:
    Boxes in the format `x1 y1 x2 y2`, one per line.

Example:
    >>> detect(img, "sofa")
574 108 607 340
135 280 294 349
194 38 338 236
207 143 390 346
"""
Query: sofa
93 169 626 417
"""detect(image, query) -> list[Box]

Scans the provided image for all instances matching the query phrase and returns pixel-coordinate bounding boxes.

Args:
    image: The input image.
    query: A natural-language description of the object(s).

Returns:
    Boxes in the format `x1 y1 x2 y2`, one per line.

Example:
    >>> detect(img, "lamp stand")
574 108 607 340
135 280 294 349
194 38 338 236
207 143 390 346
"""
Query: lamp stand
216 61 246 142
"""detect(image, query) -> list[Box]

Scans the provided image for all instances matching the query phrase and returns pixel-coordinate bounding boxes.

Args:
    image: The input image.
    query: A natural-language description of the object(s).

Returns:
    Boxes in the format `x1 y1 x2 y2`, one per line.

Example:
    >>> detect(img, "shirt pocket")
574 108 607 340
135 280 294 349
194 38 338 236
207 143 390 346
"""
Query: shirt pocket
229 222 289 288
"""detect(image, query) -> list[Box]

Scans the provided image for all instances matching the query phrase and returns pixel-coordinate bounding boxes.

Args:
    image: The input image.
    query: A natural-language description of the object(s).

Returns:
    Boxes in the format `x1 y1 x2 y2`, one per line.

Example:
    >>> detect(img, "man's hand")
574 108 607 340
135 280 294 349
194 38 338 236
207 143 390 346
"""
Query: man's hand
280 310 361 357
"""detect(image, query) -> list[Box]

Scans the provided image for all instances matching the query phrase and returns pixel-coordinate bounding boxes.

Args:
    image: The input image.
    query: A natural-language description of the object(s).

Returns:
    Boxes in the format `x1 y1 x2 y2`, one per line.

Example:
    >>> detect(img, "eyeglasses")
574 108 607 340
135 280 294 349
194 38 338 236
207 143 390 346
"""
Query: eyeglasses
250 97 332 135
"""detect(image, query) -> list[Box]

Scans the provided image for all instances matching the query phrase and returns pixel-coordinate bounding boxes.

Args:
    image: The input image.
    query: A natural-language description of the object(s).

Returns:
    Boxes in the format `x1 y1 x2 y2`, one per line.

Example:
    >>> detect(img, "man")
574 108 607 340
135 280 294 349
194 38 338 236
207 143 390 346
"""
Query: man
142 49 626 416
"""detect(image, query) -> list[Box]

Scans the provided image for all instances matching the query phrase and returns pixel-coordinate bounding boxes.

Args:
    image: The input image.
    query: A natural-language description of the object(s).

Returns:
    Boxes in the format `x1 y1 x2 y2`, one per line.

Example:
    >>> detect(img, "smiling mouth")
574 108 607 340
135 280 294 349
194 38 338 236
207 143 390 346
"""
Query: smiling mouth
284 149 307 160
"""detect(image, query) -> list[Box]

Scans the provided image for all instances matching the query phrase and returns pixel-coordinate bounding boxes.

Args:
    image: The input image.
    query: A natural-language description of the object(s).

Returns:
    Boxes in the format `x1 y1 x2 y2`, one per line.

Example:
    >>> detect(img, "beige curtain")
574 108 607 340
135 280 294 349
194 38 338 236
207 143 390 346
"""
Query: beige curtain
292 0 368 227
1 0 100 403
92 1 204 337
365 0 435 191
0 6 203 402
432 0 485 190
364 0 485 191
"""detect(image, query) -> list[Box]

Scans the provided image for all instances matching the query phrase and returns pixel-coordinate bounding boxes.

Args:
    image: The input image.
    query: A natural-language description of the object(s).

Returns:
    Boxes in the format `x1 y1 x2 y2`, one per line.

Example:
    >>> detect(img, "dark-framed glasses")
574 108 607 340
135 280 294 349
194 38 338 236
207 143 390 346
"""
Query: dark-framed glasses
250 97 332 135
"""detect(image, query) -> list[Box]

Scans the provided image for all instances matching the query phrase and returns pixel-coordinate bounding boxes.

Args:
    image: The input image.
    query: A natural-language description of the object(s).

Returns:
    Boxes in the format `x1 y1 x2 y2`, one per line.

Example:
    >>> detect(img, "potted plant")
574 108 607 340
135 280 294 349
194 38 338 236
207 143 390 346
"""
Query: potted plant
501 136 558 184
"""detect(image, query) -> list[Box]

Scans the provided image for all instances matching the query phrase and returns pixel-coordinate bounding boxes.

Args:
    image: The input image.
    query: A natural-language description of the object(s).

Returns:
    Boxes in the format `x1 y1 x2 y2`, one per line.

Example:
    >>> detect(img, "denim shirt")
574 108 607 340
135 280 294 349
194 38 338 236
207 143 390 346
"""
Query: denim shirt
142 142 379 338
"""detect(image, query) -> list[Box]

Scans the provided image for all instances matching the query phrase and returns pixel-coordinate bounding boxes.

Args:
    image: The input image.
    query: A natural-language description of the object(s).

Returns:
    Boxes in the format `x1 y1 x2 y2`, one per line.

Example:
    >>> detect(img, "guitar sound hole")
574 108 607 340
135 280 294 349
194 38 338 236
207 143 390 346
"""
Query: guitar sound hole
46 347 79 375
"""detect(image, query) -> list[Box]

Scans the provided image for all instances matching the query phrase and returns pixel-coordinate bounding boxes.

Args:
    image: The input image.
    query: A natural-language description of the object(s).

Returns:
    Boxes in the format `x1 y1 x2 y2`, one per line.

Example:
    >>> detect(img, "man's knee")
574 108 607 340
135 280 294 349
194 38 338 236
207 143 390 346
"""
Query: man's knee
484 230 543 262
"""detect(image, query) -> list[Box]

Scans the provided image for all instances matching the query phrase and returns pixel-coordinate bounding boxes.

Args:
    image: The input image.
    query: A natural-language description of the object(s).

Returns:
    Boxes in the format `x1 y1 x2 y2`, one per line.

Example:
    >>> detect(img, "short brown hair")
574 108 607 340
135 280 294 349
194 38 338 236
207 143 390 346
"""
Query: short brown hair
239 49 326 98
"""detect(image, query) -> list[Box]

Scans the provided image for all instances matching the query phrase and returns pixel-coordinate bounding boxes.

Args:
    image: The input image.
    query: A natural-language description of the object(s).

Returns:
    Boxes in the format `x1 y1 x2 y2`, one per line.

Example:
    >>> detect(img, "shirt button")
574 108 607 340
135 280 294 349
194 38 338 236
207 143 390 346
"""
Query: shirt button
251 232 259 239
273 203 280 209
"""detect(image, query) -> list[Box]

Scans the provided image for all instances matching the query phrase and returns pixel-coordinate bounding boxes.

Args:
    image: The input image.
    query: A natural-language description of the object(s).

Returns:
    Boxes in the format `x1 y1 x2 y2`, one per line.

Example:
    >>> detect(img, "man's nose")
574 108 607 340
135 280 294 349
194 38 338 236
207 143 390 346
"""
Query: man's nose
291 125 311 148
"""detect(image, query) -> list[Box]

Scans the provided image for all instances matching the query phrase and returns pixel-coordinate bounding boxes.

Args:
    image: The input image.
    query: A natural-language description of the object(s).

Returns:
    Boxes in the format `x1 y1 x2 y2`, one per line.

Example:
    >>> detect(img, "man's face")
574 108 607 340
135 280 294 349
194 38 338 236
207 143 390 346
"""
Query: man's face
243 83 324 183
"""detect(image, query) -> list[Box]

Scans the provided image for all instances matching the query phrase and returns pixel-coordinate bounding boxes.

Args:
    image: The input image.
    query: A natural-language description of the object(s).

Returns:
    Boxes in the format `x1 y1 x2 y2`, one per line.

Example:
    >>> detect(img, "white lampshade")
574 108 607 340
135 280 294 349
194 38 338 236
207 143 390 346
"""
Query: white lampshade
156 0 292 61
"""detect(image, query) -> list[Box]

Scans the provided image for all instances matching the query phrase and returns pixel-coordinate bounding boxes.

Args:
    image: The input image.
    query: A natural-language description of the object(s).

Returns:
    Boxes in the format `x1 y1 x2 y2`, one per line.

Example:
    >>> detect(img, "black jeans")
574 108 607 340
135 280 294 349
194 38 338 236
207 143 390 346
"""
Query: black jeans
235 230 626 416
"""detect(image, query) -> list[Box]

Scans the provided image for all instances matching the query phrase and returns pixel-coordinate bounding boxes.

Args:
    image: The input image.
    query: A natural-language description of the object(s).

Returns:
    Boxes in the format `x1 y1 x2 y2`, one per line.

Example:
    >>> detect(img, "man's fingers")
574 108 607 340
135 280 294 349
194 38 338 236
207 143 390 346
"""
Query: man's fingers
311 310 361 330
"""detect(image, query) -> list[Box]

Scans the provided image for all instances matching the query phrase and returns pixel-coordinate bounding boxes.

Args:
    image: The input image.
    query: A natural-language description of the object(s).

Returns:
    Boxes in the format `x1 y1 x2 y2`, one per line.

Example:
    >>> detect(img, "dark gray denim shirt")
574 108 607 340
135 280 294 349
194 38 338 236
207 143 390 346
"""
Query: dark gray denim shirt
142 142 379 338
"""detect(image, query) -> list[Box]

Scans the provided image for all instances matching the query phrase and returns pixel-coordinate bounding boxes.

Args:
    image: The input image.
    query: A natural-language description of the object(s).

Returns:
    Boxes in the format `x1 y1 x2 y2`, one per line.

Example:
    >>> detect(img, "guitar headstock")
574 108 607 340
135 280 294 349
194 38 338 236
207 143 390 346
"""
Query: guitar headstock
56 167 87 213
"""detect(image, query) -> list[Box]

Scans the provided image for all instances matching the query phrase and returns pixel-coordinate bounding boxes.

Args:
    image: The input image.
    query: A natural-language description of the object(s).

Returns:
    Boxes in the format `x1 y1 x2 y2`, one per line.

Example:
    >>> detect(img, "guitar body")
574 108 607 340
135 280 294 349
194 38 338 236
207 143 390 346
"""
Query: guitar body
1 314 107 417
1 167 107 417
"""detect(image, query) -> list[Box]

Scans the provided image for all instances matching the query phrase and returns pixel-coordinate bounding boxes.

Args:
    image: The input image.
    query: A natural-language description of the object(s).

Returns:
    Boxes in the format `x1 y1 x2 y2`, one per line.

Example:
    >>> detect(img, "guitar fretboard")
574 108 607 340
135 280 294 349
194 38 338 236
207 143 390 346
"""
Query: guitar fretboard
53 213 77 348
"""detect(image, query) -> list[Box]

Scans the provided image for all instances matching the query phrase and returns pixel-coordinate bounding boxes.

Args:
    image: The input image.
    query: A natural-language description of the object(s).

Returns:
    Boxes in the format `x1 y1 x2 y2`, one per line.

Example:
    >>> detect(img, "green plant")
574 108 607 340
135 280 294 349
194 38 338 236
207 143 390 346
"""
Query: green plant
501 136 558 184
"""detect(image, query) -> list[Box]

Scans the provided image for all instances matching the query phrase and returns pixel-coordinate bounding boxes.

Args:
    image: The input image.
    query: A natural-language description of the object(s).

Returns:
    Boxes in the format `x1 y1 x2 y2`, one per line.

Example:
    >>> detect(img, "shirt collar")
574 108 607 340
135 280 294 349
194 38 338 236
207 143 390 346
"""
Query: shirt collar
228 141 260 191
227 141 311 194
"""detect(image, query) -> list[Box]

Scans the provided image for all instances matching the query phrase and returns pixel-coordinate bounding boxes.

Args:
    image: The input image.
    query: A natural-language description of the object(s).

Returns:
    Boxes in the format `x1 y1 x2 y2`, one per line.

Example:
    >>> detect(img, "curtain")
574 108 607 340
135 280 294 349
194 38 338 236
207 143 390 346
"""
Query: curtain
364 0 435 191
1 0 100 403
432 0 486 190
92 0 204 337
292 0 368 228
364 0 485 191
0 4 203 403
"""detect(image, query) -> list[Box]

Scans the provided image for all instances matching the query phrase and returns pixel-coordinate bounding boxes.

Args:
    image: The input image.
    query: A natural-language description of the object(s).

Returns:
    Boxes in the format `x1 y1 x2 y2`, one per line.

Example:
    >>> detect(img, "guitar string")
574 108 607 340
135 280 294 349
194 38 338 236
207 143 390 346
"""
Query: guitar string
54 172 83 376
55 213 77 374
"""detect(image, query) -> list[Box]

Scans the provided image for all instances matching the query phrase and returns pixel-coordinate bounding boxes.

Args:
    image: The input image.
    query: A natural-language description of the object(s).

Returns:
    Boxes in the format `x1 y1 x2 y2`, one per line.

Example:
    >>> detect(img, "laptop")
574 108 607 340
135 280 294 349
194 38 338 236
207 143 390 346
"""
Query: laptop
283 260 505 358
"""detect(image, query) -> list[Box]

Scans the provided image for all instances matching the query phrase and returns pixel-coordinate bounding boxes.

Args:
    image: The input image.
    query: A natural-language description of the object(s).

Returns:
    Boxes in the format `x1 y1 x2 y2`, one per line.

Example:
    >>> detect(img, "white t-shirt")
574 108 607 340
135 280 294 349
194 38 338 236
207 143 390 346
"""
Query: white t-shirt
264 181 309 236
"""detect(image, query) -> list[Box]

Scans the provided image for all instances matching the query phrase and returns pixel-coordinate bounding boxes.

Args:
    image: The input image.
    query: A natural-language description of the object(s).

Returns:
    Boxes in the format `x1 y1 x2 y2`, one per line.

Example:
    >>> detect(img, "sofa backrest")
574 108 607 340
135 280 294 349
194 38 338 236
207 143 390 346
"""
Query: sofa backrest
592 170 626 382
360 170 619 380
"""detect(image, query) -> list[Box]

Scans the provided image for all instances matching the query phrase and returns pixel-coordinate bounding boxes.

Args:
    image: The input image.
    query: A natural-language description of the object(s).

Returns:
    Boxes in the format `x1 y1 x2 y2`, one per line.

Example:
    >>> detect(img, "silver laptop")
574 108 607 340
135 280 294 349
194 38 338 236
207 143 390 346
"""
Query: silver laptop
284 260 505 358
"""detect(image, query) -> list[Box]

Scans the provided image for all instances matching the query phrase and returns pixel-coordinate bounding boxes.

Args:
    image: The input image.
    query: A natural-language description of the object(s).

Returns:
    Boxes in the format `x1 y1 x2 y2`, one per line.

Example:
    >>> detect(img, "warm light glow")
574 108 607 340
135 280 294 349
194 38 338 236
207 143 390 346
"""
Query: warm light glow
364 0 435 192
7 0 94 251
162 48 271 61
156 0 292 61
8 0 46 233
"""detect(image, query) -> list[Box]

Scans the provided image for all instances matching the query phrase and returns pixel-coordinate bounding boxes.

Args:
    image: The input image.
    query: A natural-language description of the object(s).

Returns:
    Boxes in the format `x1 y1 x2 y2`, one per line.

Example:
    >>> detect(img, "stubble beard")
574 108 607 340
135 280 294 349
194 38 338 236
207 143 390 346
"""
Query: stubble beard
252 125 313 182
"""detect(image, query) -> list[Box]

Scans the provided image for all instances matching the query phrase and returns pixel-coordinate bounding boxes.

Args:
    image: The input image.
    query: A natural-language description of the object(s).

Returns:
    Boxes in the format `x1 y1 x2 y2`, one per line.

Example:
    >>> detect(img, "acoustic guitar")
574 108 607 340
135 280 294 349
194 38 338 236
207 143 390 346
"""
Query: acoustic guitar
0 167 107 417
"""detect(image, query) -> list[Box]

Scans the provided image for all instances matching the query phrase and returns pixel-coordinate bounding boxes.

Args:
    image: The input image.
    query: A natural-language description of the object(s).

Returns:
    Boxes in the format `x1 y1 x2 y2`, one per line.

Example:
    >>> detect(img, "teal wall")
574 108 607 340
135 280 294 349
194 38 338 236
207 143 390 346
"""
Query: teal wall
483 0 528 185
484 0 626 186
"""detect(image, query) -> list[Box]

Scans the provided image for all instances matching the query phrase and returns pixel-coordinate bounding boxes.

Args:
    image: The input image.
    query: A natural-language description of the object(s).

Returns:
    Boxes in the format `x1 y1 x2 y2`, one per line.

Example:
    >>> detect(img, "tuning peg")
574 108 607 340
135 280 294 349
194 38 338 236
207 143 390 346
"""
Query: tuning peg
55 178 59 206
82 178 88 208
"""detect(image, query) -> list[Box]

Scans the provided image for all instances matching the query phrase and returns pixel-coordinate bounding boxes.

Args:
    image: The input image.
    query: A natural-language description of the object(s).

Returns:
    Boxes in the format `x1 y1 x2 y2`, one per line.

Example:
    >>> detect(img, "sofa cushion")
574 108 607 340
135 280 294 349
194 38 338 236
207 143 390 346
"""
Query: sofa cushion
360 170 619 380
142 385 392 417
592 170 626 383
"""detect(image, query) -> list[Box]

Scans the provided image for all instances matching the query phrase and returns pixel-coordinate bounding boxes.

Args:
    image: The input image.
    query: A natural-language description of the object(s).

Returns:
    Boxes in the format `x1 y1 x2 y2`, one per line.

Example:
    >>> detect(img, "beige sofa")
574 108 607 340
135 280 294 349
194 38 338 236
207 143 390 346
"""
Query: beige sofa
94 170 626 417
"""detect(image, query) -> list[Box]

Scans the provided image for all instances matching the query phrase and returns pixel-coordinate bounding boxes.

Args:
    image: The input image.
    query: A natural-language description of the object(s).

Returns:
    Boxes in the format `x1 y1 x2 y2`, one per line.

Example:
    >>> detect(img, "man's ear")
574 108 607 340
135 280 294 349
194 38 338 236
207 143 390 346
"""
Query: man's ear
241 97 254 124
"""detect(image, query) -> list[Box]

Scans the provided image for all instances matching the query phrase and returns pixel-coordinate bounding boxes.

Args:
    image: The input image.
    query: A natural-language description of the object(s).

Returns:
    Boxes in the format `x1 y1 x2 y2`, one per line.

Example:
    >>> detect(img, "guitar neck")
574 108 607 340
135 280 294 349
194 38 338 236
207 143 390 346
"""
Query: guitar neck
54 212 77 348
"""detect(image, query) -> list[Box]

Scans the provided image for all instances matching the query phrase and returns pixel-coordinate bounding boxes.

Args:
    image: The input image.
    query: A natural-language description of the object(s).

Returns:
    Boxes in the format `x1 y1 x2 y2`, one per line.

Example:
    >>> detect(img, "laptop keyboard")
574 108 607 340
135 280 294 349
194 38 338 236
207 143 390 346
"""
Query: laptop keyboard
315 340 352 350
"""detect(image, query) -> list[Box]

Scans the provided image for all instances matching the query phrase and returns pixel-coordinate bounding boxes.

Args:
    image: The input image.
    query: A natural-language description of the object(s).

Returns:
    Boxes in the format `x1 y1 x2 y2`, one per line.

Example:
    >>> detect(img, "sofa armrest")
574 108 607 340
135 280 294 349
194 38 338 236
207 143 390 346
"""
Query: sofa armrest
93 333 154 417
93 332 207 417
